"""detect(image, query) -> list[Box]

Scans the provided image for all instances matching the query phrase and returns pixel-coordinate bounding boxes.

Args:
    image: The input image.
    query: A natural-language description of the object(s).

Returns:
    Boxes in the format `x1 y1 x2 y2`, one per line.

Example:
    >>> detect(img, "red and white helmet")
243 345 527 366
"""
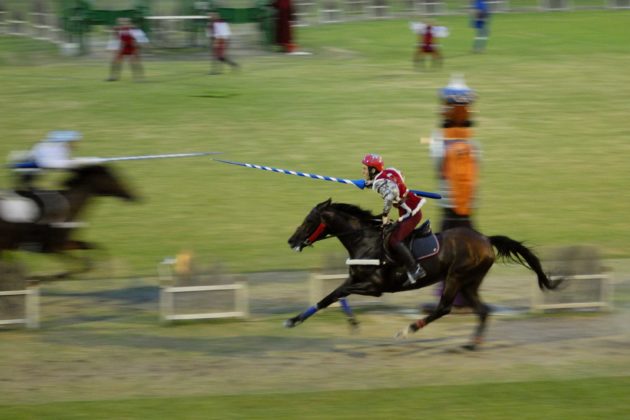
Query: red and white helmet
362 153 384 172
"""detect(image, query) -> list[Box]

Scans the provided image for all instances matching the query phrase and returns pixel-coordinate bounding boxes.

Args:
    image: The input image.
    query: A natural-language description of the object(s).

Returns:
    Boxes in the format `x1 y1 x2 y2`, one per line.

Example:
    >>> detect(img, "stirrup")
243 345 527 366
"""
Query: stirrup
407 266 426 284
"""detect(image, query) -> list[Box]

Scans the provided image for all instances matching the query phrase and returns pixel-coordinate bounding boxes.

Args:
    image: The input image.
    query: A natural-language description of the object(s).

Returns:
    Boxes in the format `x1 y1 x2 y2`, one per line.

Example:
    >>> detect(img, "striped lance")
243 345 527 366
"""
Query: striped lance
98 152 220 163
215 159 442 199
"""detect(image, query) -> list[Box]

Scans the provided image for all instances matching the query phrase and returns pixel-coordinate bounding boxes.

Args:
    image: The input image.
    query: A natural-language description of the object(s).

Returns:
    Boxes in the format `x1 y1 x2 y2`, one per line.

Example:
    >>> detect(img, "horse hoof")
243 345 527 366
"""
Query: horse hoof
394 327 410 340
284 318 302 328
348 319 360 334
462 343 477 351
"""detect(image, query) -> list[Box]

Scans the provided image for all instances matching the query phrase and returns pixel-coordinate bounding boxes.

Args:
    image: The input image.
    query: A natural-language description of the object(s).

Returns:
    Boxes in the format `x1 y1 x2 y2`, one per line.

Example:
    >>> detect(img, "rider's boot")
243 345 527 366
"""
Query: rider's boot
391 242 426 285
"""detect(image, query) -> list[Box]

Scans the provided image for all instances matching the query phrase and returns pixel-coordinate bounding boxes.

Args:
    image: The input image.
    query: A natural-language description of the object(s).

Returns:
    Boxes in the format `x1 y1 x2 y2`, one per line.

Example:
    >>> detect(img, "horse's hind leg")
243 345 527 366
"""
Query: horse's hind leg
459 285 491 351
339 298 360 332
396 277 460 339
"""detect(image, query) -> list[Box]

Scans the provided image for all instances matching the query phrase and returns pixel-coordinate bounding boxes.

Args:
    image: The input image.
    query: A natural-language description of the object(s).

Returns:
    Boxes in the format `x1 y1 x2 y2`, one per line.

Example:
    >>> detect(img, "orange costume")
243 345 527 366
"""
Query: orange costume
430 75 480 231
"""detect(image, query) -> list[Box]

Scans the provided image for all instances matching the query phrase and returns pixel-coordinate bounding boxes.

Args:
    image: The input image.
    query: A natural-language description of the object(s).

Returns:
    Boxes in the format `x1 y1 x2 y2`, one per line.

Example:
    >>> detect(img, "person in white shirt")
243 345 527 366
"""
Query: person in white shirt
10 131 99 190
207 13 239 75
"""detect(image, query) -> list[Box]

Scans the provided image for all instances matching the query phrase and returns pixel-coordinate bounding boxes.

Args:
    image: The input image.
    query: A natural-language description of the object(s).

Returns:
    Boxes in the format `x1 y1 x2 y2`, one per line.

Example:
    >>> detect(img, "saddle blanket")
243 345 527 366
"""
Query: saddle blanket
410 233 440 260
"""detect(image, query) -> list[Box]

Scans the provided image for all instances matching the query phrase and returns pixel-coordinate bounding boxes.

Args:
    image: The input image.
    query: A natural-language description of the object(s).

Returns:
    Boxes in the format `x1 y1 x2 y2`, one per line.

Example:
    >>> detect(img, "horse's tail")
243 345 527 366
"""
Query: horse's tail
489 235 561 290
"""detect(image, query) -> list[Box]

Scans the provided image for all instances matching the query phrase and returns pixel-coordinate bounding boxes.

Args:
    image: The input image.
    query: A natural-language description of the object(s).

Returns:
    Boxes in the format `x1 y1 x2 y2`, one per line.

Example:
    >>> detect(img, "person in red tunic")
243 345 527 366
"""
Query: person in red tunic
362 153 427 286
413 21 443 70
106 17 147 82
271 0 296 53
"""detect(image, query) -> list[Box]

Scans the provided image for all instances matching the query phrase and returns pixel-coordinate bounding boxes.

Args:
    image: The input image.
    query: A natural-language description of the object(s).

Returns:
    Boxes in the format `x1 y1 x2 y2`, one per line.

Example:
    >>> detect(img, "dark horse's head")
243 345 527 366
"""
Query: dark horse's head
63 165 138 201
288 199 378 252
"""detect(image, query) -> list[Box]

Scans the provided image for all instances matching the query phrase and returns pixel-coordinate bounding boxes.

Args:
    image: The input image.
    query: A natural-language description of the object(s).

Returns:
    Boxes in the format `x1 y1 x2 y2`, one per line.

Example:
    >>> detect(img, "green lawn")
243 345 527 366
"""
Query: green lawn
1 376 628 419
1 11 629 277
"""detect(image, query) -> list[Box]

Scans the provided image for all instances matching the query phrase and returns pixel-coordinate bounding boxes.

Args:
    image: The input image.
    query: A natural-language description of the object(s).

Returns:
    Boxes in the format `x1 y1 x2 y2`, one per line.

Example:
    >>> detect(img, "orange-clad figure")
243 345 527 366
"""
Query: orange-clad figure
430 74 480 231
426 75 480 311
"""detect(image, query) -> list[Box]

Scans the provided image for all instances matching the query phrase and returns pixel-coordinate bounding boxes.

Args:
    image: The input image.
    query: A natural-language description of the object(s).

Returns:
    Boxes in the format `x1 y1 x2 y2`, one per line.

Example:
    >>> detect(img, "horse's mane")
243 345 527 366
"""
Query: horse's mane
63 165 112 188
330 202 379 223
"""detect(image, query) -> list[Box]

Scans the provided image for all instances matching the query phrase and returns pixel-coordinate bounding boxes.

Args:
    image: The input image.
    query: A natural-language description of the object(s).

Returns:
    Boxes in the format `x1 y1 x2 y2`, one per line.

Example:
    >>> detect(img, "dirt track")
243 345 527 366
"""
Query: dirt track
0 262 629 404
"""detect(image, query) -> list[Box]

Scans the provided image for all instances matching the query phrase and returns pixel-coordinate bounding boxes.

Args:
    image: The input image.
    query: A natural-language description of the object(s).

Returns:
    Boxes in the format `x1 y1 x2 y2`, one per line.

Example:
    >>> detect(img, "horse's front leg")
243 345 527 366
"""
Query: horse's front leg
284 282 350 328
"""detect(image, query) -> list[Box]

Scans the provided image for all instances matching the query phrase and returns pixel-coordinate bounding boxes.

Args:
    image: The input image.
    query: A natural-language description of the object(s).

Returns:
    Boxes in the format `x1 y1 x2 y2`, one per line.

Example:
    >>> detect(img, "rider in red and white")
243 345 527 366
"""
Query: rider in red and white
362 153 427 284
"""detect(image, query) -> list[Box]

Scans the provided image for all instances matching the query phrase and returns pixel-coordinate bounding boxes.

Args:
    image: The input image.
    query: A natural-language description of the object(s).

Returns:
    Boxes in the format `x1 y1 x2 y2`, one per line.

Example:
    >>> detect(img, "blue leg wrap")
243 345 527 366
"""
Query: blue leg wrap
339 298 354 317
301 305 318 320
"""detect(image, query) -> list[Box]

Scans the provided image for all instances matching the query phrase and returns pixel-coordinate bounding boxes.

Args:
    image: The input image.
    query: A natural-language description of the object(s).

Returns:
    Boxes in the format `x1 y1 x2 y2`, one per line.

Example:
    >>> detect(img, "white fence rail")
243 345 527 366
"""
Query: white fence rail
158 258 249 322
159 283 249 321
0 12 64 43
531 274 612 312
0 286 40 329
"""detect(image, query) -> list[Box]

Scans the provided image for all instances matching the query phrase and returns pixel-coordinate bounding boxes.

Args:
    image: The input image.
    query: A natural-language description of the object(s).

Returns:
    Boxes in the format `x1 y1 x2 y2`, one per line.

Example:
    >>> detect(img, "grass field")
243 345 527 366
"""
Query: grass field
1 11 630 276
0 268 628 418
1 13 629 416
1 376 629 419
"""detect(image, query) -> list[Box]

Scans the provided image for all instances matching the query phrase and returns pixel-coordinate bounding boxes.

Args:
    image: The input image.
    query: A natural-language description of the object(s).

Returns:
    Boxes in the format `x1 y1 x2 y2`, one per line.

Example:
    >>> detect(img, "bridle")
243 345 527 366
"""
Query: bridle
304 221 328 246
299 208 379 248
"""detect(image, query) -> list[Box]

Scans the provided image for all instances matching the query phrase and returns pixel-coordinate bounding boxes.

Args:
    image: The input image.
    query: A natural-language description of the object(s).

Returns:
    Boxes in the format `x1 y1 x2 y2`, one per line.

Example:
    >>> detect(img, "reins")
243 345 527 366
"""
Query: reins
306 218 382 244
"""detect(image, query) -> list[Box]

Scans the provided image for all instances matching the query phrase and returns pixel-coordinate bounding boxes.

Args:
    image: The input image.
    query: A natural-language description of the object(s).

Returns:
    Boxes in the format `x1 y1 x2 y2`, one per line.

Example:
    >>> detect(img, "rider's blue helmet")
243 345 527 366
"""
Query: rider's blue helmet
440 74 476 105
46 130 82 142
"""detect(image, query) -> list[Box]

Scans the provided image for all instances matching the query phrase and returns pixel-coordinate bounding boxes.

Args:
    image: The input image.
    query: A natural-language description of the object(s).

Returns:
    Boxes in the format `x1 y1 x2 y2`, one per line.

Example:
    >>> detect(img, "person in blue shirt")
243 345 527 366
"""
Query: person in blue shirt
471 0 490 53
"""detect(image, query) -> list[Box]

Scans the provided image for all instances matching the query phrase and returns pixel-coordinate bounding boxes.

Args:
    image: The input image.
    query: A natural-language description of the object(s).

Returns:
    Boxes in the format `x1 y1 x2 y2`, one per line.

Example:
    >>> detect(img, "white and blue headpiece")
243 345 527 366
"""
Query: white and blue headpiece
440 74 476 105
46 130 82 142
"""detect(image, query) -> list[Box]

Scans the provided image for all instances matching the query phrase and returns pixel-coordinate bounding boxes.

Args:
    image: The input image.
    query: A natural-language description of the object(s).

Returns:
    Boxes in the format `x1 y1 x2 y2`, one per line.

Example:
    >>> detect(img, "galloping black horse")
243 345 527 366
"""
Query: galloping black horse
0 165 136 279
286 199 561 350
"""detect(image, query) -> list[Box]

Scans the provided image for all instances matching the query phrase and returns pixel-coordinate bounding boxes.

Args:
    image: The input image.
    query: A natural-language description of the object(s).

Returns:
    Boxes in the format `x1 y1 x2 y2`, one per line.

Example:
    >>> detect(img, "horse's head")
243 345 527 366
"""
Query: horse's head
64 165 138 201
288 198 332 252
288 199 379 252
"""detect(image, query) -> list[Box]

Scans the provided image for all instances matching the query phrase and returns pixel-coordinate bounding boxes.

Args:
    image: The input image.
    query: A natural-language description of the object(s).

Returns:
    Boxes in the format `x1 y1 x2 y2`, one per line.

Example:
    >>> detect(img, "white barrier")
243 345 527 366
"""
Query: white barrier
0 285 40 329
160 283 249 321
158 259 249 322
1 14 63 44
531 274 612 312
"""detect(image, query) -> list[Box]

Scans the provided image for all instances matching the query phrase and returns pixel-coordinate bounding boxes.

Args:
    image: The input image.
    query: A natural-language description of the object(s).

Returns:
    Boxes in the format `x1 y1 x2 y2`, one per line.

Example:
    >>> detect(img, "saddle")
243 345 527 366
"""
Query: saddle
346 220 440 266
406 221 440 261
0 190 70 225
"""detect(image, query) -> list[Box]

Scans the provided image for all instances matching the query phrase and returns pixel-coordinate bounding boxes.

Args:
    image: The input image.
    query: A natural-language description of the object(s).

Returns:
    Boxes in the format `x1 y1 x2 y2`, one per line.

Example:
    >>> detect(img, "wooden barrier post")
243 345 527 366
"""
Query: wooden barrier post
158 257 249 323
531 274 612 313
0 283 40 329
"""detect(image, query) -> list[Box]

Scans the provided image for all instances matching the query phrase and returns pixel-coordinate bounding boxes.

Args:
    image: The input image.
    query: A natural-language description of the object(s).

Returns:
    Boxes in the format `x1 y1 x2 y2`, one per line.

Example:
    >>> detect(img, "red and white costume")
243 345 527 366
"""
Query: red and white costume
372 168 426 245
106 20 148 81
207 18 231 59
112 25 146 59
421 26 436 53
